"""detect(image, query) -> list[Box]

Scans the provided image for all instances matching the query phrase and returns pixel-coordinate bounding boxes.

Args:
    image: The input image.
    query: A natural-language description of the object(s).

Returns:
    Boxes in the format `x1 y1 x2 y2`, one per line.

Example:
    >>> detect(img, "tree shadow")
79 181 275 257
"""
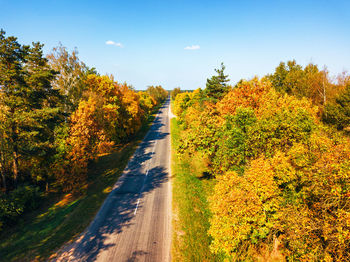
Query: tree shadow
59 166 169 261
126 250 149 262
198 171 213 180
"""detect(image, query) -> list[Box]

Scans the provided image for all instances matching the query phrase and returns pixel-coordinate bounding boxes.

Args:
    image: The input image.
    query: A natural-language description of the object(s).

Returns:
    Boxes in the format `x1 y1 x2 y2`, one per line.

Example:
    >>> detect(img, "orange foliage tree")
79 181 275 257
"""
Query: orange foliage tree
56 74 153 193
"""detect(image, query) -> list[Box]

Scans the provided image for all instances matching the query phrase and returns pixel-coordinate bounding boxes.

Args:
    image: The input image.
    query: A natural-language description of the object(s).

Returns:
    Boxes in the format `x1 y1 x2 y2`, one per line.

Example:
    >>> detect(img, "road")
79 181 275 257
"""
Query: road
54 99 172 262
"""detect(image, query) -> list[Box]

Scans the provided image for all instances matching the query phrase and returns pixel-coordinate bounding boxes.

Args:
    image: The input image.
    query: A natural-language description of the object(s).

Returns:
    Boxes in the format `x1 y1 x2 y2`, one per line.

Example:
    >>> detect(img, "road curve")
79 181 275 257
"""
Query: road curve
53 99 172 262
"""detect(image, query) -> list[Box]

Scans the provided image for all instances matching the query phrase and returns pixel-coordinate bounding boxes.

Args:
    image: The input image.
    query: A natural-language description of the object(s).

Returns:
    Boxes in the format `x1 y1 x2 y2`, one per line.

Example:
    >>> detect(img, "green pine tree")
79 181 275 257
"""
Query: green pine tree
204 62 230 101
0 30 64 188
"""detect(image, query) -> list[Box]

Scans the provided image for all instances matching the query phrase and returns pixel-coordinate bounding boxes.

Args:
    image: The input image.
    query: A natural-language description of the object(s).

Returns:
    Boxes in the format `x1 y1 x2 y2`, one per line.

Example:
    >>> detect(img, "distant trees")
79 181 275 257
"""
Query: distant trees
268 60 336 107
269 60 350 132
146 85 168 104
171 87 181 100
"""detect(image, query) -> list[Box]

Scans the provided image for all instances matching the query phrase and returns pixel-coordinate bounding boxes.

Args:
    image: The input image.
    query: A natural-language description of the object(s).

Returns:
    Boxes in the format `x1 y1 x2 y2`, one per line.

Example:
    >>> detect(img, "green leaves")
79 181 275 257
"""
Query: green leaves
0 30 65 188
204 63 230 101
323 84 350 130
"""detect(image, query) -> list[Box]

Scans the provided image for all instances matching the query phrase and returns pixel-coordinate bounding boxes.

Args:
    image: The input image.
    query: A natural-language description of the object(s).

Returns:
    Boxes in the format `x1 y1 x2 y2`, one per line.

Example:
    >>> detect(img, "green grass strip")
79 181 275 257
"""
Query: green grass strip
171 118 223 262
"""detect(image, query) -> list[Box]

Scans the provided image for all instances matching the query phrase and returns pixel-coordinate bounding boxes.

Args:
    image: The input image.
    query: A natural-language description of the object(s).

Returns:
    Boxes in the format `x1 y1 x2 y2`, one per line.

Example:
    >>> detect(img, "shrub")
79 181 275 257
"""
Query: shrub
0 185 41 227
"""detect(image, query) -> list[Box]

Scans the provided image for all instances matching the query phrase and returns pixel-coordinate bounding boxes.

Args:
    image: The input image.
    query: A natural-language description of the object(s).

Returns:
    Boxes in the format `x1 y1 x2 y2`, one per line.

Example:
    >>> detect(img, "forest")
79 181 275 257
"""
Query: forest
172 62 350 260
0 30 167 233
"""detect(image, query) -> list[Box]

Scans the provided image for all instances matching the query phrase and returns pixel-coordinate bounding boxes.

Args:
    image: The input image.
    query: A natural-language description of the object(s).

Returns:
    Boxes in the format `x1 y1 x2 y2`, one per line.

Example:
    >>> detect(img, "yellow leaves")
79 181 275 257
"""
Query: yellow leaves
245 157 279 204
174 75 350 259
287 143 311 168
270 151 297 186
173 92 190 117
58 74 151 193
85 74 118 99
209 171 262 256
138 91 155 115
118 83 143 134
209 159 281 258
103 186 112 194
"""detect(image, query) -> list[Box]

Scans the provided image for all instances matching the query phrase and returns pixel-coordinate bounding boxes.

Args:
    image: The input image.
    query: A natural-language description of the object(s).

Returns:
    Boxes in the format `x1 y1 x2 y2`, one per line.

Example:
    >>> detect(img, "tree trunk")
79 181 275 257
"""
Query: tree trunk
323 80 326 105
0 161 6 192
11 121 19 187
13 149 19 187
0 169 6 192
0 149 6 191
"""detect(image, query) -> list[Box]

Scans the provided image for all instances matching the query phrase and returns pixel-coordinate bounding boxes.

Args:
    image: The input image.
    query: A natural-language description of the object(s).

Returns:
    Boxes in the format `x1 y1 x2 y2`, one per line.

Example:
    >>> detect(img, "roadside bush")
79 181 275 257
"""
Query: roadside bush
0 185 41 226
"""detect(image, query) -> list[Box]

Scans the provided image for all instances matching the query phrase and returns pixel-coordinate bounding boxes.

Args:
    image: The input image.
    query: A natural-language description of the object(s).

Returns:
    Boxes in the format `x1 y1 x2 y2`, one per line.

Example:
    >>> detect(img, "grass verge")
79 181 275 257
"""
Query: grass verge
171 117 222 261
0 108 161 262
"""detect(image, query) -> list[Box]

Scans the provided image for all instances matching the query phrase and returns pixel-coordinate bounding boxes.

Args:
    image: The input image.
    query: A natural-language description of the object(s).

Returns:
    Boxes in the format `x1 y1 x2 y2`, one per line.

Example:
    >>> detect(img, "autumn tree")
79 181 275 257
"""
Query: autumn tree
56 95 114 192
146 85 168 104
47 44 95 113
268 60 335 108
57 75 148 192
171 87 181 100
323 84 350 130
138 91 156 115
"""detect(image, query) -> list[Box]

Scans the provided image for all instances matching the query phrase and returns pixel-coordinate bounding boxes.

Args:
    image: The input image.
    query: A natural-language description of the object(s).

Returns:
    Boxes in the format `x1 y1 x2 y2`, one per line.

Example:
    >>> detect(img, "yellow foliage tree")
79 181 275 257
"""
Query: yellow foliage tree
57 74 151 192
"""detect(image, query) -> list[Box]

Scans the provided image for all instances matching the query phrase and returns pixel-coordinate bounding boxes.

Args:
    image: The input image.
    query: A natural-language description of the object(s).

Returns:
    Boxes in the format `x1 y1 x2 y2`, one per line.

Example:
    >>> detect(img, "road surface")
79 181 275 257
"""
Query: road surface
54 99 172 262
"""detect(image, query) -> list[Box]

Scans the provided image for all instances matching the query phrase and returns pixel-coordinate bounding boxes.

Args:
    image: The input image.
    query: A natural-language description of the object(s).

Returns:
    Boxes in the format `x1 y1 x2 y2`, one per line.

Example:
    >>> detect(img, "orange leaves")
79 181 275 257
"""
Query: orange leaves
84 74 144 140
216 78 271 117
57 95 114 193
68 96 112 159
118 83 143 135
58 74 152 193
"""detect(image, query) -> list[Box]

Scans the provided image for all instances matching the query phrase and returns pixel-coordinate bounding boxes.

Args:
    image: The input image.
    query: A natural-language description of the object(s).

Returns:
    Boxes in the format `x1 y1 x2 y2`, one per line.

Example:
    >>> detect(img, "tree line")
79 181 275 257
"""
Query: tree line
172 62 350 260
0 30 167 231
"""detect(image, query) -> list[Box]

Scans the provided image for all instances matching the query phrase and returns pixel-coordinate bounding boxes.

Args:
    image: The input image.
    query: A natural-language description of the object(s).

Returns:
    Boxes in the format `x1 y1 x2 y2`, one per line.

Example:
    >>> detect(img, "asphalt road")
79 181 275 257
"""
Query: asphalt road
54 99 172 262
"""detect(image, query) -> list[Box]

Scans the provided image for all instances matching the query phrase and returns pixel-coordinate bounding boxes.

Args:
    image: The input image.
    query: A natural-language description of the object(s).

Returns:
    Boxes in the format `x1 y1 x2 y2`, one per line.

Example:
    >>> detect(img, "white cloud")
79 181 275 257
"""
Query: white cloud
184 45 200 50
106 40 123 48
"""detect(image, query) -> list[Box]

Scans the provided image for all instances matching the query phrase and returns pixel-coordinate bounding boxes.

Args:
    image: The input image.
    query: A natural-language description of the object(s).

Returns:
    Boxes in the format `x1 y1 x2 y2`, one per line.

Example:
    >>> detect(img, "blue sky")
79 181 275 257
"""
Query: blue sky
1 0 350 90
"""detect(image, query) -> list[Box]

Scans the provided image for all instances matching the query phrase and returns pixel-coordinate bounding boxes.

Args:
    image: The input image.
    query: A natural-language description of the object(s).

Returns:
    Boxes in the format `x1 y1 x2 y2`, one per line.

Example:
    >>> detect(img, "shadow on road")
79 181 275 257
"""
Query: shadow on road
53 103 170 262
